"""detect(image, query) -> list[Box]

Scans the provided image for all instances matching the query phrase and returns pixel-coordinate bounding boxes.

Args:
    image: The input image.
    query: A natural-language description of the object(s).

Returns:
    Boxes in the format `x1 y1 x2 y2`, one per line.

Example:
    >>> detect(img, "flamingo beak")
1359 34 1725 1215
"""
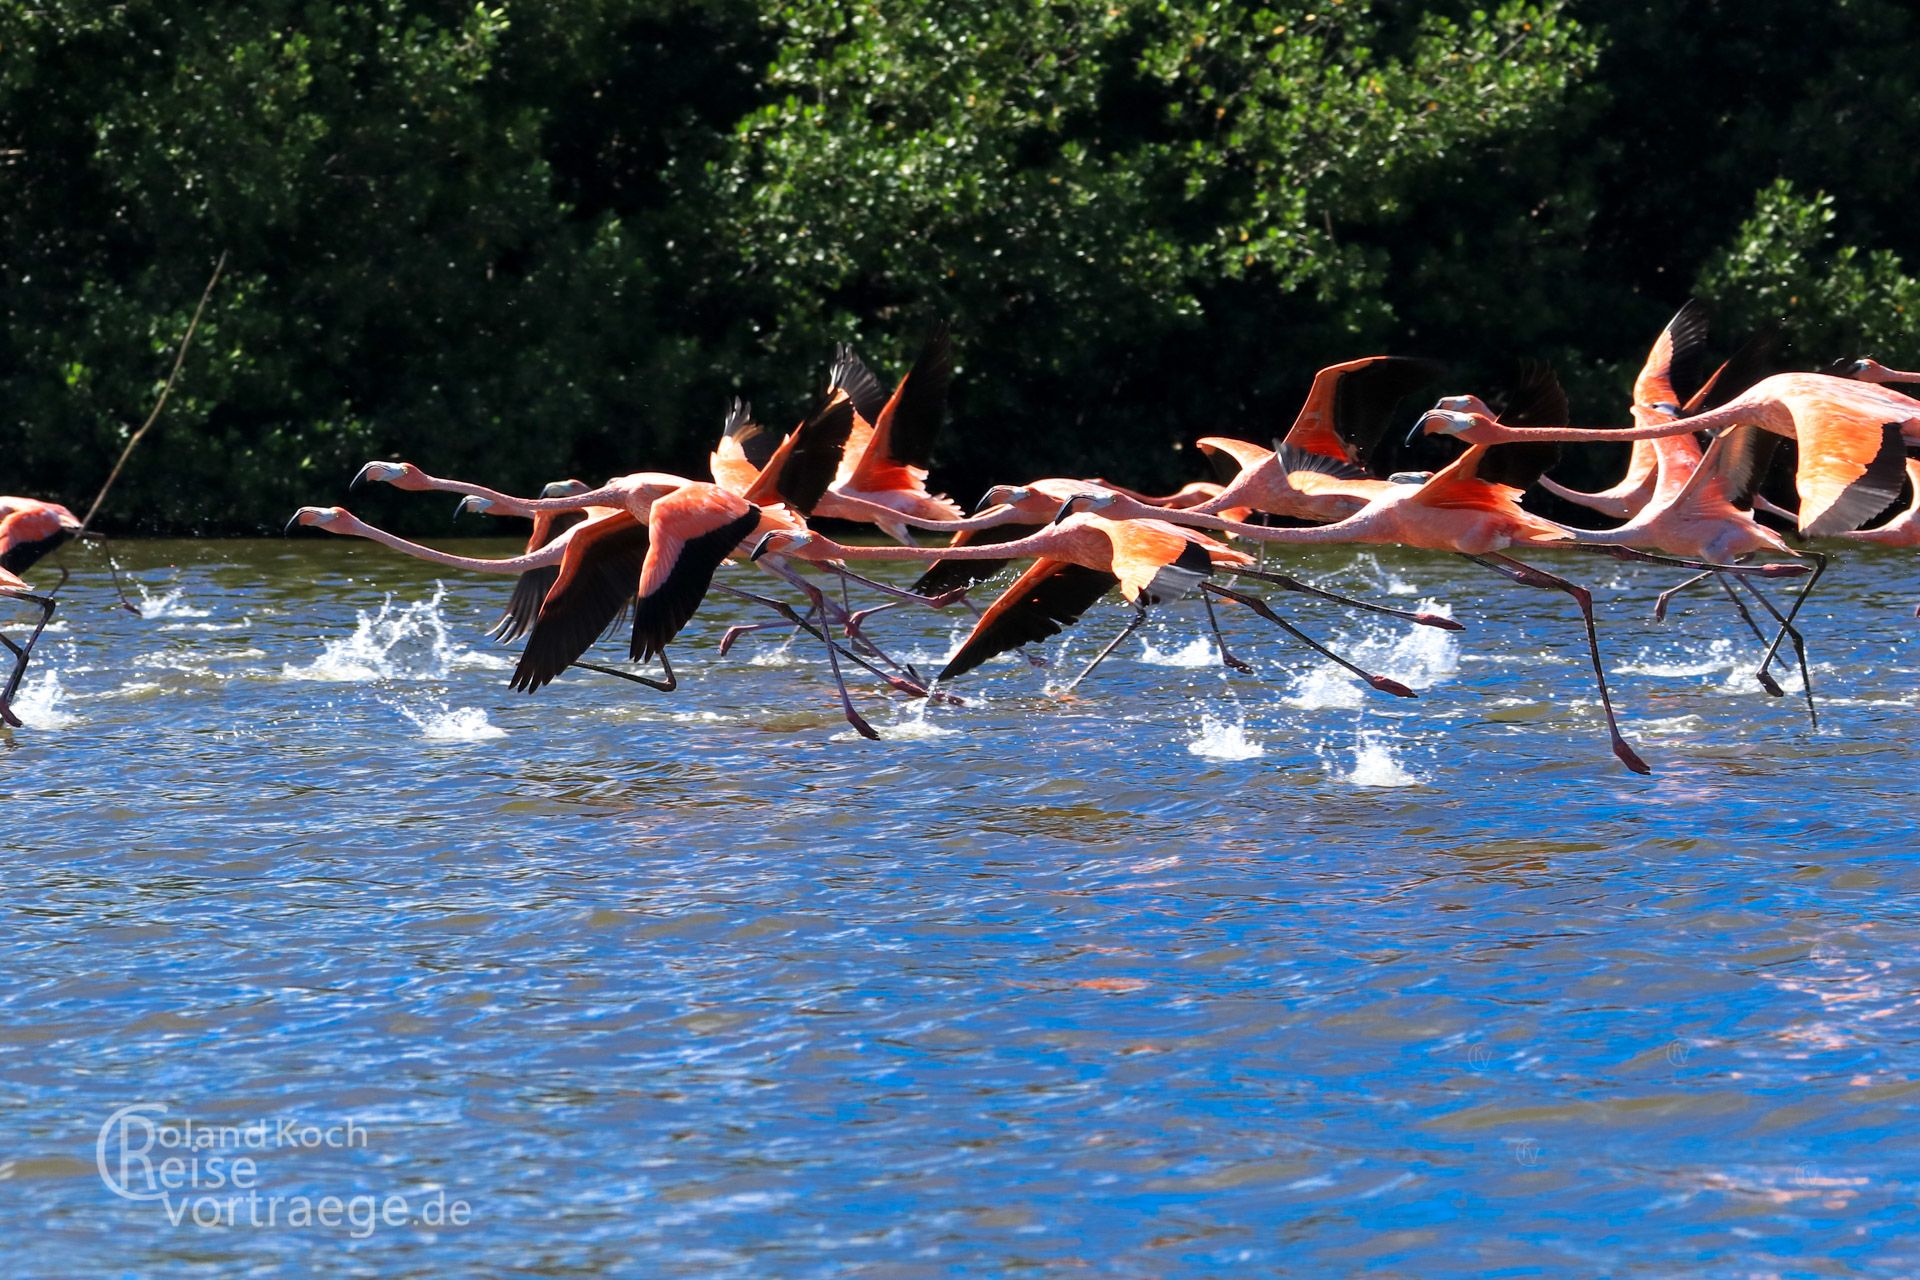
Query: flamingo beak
283 510 308 534
747 533 779 562
1049 499 1082 526
349 463 379 492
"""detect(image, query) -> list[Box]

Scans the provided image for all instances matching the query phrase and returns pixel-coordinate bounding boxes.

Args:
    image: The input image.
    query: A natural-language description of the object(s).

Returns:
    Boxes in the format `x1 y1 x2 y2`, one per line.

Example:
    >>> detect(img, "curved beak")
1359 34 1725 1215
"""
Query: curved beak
349 463 379 493
454 494 490 520
1405 413 1437 447
283 510 308 534
971 489 1005 514
1049 499 1082 526
747 533 779 562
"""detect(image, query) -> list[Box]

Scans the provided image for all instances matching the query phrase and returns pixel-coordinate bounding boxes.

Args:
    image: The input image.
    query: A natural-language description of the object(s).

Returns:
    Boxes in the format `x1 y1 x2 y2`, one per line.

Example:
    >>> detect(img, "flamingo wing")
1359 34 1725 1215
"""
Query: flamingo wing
510 512 651 692
1794 416 1909 537
1634 299 1711 411
1474 361 1566 491
829 344 889 426
1197 436 1274 480
936 558 1117 682
492 509 591 643
1283 355 1445 467
909 522 1044 597
711 398 772 495
848 323 953 490
745 392 857 515
631 494 763 662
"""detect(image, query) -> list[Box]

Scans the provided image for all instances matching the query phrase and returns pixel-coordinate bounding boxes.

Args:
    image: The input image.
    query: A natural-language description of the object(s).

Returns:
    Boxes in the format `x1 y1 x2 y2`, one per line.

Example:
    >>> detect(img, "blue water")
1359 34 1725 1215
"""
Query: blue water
4 538 1919 1275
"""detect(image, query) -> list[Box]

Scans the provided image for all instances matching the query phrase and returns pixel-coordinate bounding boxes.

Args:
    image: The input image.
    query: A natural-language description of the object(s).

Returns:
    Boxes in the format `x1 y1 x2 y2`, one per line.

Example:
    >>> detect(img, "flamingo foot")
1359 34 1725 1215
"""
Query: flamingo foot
1612 737 1653 775
1370 675 1416 699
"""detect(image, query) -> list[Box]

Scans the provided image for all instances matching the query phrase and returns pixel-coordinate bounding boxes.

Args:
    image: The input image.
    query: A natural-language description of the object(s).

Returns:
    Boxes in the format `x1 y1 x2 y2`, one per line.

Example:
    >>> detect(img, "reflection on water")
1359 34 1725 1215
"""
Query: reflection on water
4 537 1920 1275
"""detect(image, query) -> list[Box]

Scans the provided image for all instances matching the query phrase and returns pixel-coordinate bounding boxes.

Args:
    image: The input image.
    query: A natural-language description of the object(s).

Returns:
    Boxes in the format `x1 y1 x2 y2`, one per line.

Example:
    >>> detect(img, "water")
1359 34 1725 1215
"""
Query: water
5 537 1920 1276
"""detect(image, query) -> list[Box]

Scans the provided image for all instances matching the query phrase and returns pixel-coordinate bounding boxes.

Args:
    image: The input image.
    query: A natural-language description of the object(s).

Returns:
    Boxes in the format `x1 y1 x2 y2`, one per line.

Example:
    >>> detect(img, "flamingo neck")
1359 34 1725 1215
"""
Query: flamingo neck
339 517 570 573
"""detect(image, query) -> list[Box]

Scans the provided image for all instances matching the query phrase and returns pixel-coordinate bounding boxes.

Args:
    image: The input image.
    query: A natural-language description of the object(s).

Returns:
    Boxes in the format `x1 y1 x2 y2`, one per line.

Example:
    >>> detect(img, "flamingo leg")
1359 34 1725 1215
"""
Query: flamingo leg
1202 591 1254 673
575 650 676 692
0 590 58 726
1060 605 1148 695
74 535 143 615
1467 553 1651 775
1227 567 1462 630
1732 575 1818 728
1569 543 1809 579
802 583 880 739
715 585 949 700
0 634 25 727
1651 571 1712 622
1754 551 1828 692
1709 574 1787 698
1203 583 1415 698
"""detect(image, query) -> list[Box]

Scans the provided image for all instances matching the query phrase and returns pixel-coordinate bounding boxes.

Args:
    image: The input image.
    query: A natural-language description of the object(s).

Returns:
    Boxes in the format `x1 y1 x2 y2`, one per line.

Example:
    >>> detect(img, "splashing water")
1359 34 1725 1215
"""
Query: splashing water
1140 635 1219 668
282 585 508 681
133 583 212 618
1321 729 1423 787
1343 552 1420 597
9 667 77 729
1285 599 1459 708
886 696 958 740
394 699 507 742
1187 712 1264 760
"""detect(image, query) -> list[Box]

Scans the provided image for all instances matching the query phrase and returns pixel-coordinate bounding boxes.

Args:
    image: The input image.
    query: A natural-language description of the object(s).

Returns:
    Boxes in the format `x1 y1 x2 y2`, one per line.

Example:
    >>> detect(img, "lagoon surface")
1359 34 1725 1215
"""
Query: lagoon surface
5 536 1920 1275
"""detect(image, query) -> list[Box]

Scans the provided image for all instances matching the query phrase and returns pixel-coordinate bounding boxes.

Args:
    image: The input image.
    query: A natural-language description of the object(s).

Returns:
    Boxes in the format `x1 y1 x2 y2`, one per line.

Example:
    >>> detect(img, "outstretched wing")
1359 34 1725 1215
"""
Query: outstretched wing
631 493 763 662
936 559 1116 682
510 512 651 692
1283 355 1446 468
745 392 857 515
490 508 590 644
1478 361 1565 490
849 322 953 487
829 344 889 426
909 521 1043 596
1634 299 1712 413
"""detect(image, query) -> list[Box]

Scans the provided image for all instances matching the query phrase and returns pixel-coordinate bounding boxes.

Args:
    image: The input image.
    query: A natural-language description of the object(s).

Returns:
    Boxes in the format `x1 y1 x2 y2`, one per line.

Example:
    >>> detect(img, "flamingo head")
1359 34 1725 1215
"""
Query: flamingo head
1048 490 1116 525
540 478 591 499
975 484 1030 512
1833 356 1900 383
351 460 427 491
1433 393 1493 416
286 505 352 533
1411 408 1499 443
456 494 499 517
749 529 820 561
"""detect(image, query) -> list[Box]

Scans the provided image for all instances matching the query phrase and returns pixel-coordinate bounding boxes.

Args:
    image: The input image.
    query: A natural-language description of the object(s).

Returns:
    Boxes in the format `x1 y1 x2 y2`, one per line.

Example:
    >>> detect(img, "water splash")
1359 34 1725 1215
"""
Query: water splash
1343 552 1420 597
9 667 77 729
1321 729 1423 787
886 697 958 740
1187 712 1263 760
133 583 211 618
1140 635 1219 668
282 585 508 681
394 700 507 742
1285 599 1459 707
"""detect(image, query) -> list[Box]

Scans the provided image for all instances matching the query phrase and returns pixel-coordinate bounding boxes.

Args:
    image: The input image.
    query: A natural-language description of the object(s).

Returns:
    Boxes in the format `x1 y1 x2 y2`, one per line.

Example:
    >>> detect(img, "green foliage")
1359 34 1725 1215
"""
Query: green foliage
2 0 1918 531
1697 180 1920 360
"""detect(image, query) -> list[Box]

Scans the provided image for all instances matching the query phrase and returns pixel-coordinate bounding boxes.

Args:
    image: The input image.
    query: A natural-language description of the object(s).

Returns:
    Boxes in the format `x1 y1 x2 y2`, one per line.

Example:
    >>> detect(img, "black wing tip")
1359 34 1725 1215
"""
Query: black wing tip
1803 422 1909 537
1275 444 1371 481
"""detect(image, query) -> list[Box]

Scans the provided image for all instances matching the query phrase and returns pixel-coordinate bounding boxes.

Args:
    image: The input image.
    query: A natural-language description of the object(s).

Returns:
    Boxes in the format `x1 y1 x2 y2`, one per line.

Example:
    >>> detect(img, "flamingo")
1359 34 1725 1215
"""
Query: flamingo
1415 372 1920 537
1535 301 1712 519
289 490 921 737
1048 447 1809 774
0 565 57 728
751 514 1454 696
1841 458 1920 550
1181 355 1445 523
0 499 84 577
814 326 965 542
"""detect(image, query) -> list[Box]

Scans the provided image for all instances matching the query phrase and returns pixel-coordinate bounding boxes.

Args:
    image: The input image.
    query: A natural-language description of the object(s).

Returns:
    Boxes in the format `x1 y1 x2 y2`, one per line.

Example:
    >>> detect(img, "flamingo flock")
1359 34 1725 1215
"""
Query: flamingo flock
7 307 1920 773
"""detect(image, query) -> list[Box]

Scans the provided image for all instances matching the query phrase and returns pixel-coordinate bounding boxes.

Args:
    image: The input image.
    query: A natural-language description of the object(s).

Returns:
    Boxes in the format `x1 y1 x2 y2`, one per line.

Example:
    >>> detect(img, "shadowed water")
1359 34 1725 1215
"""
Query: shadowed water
5 537 1920 1275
